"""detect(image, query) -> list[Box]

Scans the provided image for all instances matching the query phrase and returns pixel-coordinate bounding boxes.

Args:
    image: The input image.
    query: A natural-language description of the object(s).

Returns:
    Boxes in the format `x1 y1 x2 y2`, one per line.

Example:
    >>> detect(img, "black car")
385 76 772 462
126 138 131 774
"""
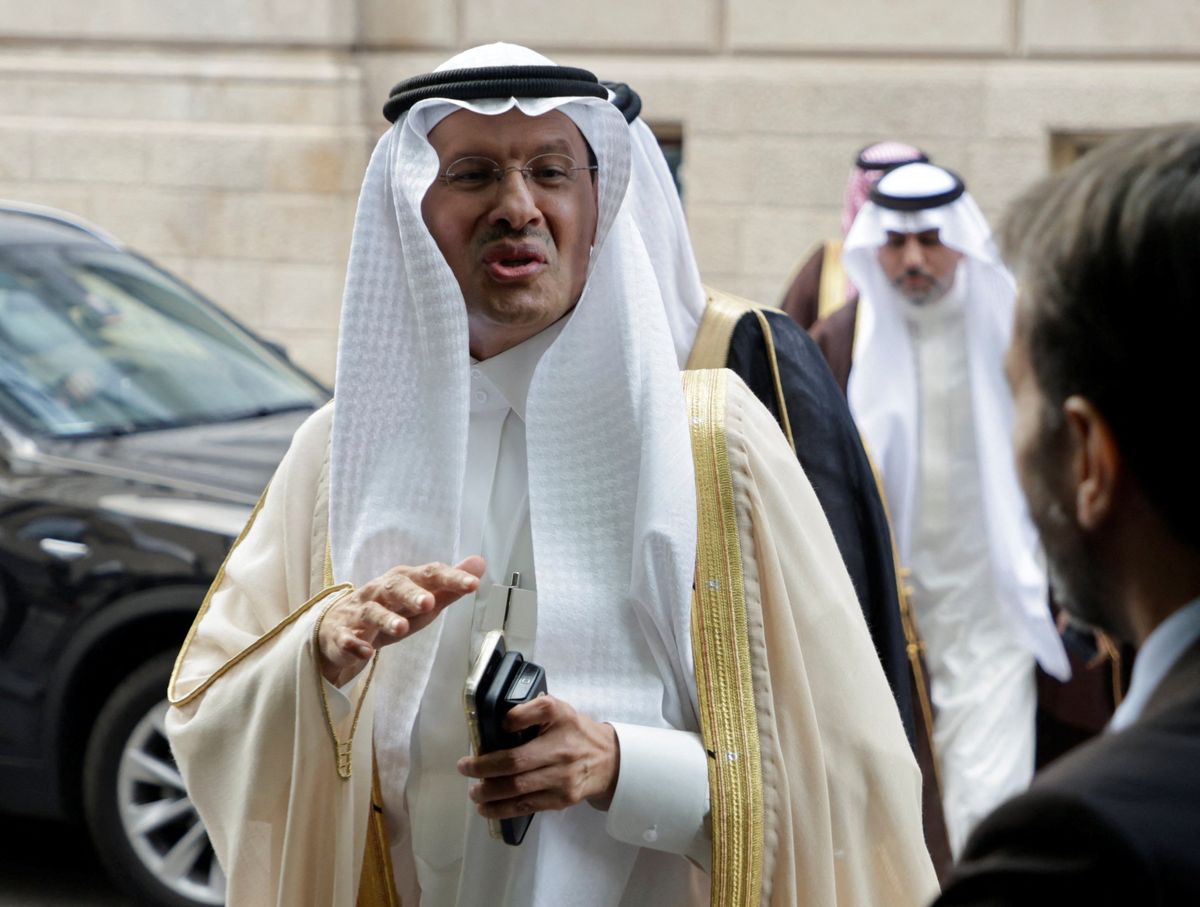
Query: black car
0 202 330 906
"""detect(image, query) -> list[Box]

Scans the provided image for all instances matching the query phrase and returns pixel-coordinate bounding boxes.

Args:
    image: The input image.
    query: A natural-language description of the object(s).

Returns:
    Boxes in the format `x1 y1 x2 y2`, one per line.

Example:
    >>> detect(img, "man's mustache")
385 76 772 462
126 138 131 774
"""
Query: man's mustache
477 225 554 247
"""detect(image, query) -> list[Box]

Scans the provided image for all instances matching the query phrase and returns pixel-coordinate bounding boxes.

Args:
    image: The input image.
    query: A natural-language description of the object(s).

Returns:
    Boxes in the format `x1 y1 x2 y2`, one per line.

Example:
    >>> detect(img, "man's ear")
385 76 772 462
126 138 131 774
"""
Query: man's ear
1062 395 1121 531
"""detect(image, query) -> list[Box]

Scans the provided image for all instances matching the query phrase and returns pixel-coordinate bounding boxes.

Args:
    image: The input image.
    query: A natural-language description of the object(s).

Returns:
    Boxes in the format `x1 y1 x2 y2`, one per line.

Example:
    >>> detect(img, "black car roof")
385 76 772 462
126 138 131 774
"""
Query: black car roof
0 204 121 249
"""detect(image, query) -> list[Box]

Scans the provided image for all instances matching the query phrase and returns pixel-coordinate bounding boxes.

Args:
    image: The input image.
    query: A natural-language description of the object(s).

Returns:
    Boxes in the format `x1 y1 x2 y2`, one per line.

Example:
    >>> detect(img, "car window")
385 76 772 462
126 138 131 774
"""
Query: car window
0 244 325 437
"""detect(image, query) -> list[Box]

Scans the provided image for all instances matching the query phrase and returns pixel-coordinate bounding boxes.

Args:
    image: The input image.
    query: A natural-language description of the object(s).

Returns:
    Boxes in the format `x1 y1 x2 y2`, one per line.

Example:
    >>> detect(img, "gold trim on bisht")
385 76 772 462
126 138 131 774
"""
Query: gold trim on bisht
684 368 765 907
356 759 402 907
167 482 355 709
816 238 848 322
860 441 943 795
688 287 796 453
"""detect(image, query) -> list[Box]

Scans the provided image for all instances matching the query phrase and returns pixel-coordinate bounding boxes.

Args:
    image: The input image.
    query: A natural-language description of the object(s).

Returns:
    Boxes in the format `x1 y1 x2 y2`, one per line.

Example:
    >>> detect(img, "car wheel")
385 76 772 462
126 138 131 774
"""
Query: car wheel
83 651 226 907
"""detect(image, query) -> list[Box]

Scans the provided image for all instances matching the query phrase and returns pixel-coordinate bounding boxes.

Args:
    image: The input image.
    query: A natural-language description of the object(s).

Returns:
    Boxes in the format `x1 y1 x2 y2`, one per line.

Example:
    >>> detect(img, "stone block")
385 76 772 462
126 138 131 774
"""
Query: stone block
88 187 215 258
185 257 268 325
1024 1 1200 55
359 0 456 47
982 63 1200 140
0 181 92 219
739 207 843 278
729 0 1013 53
686 206 745 276
189 79 363 127
260 263 345 332
275 331 338 384
265 132 370 193
462 0 718 51
146 131 267 191
961 140 1047 222
0 0 355 45
683 137 756 205
676 60 988 141
746 137 858 208
28 78 194 123
0 77 30 116
699 272 780 308
0 128 33 180
204 192 356 264
32 127 146 184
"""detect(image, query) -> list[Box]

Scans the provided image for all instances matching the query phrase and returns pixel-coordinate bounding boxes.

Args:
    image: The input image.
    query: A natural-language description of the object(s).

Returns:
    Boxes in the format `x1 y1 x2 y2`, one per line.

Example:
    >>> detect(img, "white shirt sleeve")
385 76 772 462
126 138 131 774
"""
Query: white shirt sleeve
605 723 711 871
322 669 366 725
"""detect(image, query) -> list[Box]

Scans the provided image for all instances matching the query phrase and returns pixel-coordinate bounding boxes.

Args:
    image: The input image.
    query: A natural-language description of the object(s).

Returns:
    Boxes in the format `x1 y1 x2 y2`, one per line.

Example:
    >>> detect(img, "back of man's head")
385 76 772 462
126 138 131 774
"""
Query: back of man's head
1002 123 1200 553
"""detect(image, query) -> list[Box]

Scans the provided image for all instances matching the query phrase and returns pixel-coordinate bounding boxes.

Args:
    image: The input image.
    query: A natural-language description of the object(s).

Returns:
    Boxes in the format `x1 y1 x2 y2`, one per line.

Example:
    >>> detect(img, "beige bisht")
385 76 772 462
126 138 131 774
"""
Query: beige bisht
167 372 937 907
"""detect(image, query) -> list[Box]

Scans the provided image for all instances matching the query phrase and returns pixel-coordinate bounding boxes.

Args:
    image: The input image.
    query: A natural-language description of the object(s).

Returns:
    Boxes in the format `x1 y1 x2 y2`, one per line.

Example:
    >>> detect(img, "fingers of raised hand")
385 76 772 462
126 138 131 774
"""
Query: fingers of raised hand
366 562 481 611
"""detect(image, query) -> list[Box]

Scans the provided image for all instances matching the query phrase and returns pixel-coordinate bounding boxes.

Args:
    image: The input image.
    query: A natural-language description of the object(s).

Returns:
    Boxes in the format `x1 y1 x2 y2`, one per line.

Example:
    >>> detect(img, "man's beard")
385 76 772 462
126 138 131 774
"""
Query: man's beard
1023 428 1122 638
893 268 951 306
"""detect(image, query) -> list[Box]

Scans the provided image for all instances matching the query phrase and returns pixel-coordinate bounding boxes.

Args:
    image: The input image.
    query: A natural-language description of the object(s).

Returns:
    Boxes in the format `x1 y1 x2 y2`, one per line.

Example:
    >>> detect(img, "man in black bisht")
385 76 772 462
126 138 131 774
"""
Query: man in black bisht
605 81 951 874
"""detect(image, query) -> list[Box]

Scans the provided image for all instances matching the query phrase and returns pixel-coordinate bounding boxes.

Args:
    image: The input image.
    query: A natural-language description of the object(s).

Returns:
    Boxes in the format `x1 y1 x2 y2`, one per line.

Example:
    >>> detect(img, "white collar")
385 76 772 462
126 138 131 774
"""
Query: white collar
470 316 567 421
1110 596 1200 731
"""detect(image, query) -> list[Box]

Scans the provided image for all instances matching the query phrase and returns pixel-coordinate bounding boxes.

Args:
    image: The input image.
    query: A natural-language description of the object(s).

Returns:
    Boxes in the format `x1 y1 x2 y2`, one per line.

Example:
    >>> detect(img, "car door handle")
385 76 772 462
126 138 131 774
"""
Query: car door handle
39 538 91 561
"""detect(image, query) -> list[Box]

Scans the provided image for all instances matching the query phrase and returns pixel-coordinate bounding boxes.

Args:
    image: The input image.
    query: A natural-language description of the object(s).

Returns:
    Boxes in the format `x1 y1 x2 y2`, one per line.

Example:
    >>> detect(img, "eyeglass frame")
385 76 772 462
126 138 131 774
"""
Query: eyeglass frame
435 152 598 192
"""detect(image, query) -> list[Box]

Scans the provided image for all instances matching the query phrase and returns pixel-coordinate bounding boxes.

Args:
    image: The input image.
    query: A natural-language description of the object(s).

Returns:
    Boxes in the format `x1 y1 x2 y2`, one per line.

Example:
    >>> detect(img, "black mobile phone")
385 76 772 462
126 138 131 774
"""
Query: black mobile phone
464 629 548 845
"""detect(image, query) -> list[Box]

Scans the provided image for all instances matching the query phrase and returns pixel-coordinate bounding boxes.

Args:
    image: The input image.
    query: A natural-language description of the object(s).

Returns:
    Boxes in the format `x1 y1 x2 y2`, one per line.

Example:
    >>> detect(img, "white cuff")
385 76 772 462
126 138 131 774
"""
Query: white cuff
605 723 710 868
322 669 365 725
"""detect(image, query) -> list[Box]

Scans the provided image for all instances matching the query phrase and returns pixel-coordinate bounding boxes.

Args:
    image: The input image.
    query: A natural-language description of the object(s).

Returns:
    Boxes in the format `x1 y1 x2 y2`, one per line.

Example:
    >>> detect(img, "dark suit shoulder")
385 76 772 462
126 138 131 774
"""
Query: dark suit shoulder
934 786 1155 906
939 679 1200 905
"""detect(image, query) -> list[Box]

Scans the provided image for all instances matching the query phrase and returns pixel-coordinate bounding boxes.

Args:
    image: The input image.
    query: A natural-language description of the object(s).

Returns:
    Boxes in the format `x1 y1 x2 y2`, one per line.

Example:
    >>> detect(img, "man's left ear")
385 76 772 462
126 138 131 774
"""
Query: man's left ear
1062 395 1120 531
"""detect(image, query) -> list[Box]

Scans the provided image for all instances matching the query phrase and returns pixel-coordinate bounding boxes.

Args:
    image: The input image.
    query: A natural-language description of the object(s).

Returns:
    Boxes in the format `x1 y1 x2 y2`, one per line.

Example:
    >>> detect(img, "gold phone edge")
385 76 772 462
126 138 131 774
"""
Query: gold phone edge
463 628 506 841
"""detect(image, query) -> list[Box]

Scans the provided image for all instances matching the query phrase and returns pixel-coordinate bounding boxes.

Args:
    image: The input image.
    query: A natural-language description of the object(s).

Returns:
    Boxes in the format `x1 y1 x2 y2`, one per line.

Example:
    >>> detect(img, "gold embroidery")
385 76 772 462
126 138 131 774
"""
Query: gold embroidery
749 308 796 453
168 484 271 702
688 286 761 371
313 598 378 781
684 369 764 907
167 479 356 708
357 759 401 906
861 443 943 793
816 238 848 322
689 286 796 454
168 582 354 708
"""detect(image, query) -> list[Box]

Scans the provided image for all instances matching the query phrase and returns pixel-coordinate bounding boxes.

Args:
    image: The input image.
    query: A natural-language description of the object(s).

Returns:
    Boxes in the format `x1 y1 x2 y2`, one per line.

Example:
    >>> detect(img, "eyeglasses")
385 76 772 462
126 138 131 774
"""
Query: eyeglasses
437 153 597 192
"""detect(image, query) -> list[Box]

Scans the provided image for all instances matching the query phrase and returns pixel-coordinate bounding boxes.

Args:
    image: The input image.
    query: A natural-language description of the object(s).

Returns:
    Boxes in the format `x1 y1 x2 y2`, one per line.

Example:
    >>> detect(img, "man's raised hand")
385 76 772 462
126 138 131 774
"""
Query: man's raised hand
317 556 485 685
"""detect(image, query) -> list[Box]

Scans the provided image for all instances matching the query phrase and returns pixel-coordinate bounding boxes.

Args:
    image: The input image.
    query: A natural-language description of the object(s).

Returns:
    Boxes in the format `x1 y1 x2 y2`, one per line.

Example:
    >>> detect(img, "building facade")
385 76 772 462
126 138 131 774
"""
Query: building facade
3 0 1199 380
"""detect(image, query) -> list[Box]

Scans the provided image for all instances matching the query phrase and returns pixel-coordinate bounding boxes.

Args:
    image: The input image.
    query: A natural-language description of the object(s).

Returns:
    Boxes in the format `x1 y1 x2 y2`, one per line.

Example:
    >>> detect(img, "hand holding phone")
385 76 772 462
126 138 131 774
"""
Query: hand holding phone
463 629 548 845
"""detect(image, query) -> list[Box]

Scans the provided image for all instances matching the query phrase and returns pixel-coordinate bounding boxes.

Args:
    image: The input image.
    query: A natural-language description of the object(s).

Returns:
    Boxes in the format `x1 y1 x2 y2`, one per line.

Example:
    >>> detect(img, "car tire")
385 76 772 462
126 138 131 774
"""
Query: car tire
83 651 225 907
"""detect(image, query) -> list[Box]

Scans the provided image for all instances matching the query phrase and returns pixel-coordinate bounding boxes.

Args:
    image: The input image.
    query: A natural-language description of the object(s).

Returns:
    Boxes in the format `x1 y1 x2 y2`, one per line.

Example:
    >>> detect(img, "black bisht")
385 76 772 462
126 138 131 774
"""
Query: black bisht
725 310 916 745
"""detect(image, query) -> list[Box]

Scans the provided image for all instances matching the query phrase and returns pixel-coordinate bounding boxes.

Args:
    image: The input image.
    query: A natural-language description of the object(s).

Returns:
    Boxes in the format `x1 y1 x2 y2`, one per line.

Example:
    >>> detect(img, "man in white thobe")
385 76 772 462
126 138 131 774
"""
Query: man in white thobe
839 163 1071 857
166 43 937 907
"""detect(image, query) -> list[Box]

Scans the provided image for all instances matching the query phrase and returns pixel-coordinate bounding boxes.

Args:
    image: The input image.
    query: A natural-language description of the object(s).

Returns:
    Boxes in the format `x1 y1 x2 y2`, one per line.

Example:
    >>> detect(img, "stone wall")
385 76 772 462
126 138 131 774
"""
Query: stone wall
2 1 1199 381
0 46 370 382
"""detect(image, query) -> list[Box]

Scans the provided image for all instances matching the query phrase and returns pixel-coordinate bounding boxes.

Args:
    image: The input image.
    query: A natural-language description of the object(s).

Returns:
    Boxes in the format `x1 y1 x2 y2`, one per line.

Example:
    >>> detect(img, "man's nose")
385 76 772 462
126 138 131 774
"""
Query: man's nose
902 237 926 270
488 170 542 232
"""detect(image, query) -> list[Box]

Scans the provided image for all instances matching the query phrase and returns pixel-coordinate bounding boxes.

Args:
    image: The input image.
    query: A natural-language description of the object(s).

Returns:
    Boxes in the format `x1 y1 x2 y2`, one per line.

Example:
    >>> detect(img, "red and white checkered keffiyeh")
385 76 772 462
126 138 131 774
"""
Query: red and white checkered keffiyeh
842 141 926 236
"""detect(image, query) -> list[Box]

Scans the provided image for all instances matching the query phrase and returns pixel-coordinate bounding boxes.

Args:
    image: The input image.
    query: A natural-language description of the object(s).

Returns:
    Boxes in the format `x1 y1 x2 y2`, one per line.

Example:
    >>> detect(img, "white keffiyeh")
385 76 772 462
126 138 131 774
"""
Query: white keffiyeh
328 43 700 902
843 163 1069 680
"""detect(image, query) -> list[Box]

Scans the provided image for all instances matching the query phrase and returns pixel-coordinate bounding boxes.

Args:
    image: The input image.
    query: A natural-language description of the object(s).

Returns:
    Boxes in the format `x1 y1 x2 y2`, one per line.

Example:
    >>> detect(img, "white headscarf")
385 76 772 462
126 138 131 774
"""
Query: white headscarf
329 43 699 899
621 114 707 366
843 163 1069 681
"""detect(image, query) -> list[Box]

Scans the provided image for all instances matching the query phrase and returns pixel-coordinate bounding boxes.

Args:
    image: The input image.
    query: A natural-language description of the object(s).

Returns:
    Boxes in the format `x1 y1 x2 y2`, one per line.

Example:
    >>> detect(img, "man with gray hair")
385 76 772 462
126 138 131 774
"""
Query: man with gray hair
935 123 1200 906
